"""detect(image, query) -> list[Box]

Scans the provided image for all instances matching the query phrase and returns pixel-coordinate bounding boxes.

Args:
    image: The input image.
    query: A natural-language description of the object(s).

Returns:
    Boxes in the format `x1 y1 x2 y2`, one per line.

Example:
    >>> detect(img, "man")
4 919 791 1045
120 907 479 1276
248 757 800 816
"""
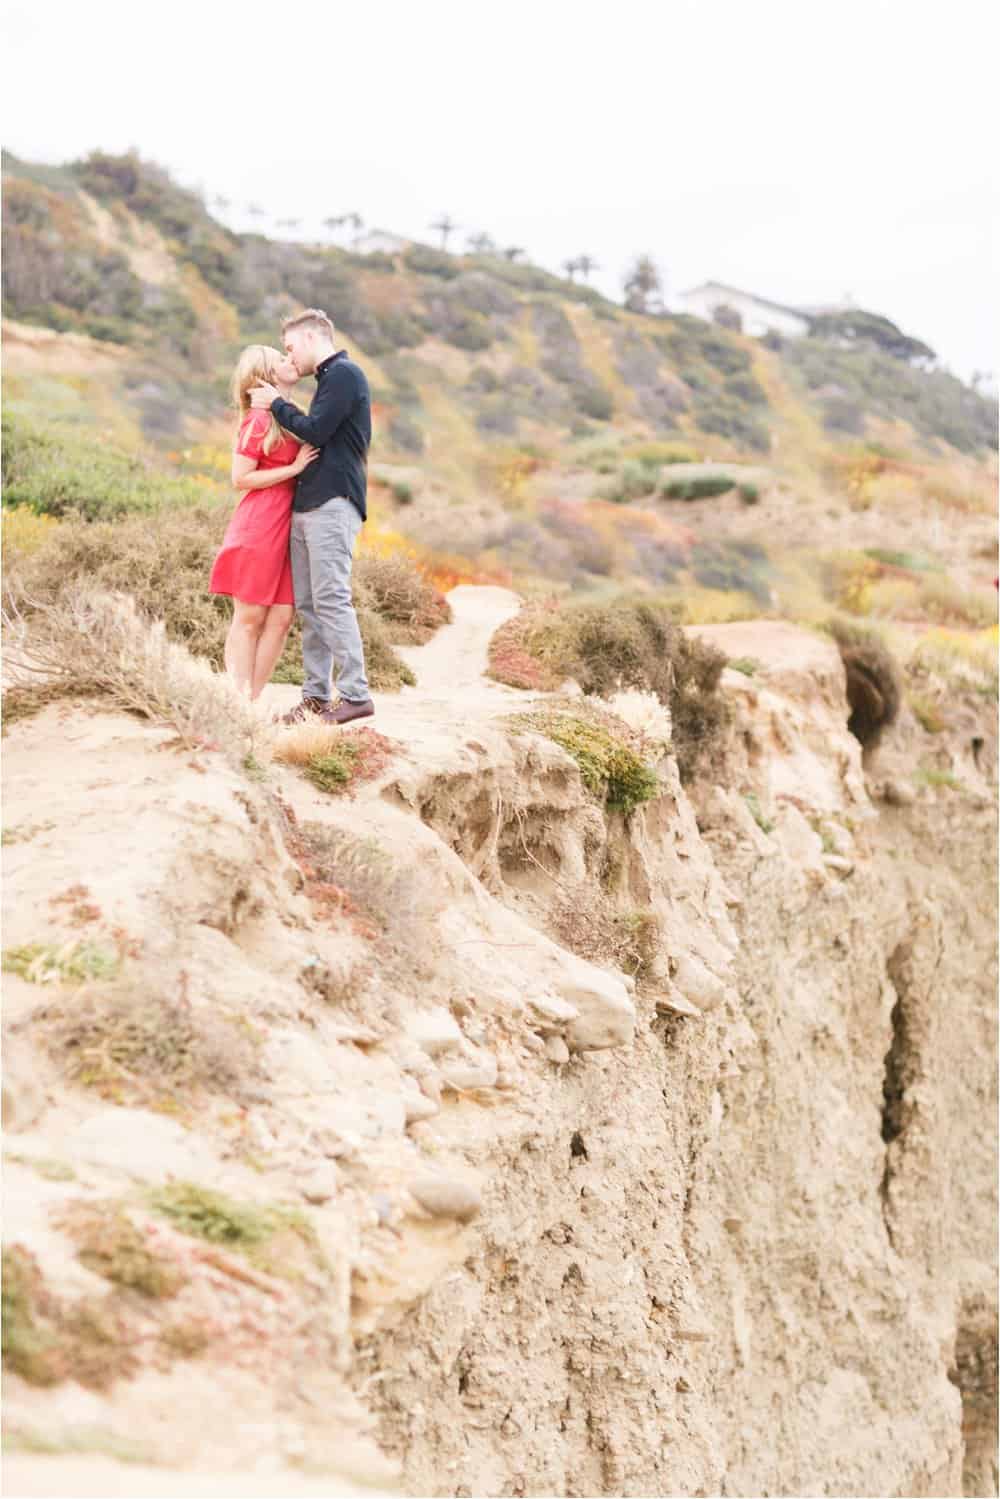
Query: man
250 307 374 726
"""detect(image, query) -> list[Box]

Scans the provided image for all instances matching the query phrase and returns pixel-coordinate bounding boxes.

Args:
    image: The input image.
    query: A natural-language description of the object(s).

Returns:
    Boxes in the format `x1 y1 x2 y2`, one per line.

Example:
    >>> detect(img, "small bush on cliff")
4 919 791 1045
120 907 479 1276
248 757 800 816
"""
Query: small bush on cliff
488 595 729 781
506 702 661 816
824 618 901 750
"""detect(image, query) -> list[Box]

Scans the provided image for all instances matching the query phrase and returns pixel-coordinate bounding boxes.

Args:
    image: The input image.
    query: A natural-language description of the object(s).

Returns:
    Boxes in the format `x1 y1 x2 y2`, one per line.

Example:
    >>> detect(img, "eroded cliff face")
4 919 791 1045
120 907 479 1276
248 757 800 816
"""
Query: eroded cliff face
2 598 996 1498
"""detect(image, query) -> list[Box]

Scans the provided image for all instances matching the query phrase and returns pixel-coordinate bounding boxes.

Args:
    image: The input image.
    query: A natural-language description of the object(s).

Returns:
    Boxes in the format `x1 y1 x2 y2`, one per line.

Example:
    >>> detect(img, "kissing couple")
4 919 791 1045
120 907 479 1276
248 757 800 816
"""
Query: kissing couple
209 307 376 726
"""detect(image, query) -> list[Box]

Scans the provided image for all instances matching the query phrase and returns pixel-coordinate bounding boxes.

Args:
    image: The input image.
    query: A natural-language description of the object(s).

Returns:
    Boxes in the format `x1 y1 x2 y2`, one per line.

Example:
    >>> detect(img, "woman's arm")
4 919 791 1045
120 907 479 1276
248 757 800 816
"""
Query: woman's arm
231 445 318 490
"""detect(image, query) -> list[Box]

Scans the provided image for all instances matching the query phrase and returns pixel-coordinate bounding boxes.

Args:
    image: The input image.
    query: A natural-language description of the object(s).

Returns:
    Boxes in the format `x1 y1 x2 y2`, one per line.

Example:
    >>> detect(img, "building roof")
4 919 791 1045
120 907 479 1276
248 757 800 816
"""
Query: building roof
678 281 810 322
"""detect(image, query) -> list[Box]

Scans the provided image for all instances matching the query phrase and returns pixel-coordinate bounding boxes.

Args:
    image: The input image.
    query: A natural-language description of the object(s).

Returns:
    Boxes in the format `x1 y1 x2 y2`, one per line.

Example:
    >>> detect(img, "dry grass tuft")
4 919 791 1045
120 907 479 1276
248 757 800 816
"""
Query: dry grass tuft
353 552 452 644
275 724 401 796
272 722 345 766
42 977 263 1105
58 1203 186 1299
550 883 660 978
3 585 277 765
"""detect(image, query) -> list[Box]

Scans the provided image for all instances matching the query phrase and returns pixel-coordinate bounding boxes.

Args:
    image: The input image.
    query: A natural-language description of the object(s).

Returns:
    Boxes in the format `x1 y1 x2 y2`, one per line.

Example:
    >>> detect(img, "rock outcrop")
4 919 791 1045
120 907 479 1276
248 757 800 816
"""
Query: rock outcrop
2 595 995 1497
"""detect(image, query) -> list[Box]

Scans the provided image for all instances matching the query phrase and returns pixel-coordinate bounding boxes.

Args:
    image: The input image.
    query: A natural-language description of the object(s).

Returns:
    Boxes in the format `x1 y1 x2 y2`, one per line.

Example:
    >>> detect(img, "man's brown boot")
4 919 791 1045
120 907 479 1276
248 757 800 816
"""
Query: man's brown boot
280 695 331 726
326 698 375 725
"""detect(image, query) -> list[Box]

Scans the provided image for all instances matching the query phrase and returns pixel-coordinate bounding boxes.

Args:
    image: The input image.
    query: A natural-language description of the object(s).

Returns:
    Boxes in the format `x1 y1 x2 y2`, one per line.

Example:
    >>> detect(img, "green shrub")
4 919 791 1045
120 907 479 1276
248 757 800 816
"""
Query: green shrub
304 744 362 792
661 474 736 501
724 373 768 406
2 413 213 520
738 481 760 504
392 480 414 504
441 309 493 351
404 244 461 279
388 411 425 454
786 337 997 454
692 395 770 453
574 381 614 421
603 458 659 503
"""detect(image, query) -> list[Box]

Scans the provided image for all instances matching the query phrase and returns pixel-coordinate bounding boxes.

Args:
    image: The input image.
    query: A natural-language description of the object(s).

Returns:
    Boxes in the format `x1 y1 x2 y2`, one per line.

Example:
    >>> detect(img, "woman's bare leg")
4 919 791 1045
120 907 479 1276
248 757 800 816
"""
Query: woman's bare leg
251 604 295 698
224 600 268 695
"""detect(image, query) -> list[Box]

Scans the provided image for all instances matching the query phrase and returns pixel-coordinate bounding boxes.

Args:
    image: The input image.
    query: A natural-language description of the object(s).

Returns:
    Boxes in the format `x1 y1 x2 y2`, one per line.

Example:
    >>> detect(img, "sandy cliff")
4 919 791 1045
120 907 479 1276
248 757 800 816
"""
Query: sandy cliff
2 587 996 1497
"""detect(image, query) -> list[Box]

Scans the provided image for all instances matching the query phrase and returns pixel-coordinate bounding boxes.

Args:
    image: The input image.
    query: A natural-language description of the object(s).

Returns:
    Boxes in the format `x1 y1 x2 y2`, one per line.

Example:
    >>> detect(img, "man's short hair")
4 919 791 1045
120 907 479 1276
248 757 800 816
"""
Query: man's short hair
282 307 335 340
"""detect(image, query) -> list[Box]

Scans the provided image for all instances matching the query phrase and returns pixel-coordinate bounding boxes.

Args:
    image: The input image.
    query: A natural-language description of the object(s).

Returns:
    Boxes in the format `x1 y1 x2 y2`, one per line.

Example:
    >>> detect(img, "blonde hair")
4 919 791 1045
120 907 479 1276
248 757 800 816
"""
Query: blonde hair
281 307 335 340
231 345 294 457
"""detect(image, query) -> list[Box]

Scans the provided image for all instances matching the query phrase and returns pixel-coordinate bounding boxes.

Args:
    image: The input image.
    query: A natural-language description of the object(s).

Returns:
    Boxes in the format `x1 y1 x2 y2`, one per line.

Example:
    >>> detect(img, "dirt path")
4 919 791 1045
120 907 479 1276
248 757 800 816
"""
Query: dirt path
262 583 549 754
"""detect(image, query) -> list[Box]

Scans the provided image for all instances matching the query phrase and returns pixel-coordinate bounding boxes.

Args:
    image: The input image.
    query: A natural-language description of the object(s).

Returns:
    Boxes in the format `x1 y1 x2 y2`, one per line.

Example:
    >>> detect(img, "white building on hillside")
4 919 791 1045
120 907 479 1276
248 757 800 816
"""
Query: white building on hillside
352 229 411 256
677 281 811 339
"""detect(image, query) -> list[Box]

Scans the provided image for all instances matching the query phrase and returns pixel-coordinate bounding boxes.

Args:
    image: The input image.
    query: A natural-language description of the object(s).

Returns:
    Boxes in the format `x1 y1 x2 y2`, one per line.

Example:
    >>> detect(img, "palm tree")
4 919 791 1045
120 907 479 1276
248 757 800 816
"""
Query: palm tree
575 254 599 282
348 212 364 247
623 254 663 314
562 257 581 281
323 215 346 239
503 246 526 262
430 214 458 251
466 232 496 255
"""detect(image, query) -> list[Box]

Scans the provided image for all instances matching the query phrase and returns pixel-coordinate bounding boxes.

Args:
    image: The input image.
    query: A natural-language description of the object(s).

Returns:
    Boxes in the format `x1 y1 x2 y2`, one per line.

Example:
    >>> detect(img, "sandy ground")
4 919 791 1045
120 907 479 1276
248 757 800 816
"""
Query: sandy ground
262 583 549 749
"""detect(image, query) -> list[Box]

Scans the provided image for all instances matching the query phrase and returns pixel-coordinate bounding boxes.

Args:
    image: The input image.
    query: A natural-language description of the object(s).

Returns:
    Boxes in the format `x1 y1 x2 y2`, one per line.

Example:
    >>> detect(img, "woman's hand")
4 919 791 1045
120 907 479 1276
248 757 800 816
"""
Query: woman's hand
291 443 320 474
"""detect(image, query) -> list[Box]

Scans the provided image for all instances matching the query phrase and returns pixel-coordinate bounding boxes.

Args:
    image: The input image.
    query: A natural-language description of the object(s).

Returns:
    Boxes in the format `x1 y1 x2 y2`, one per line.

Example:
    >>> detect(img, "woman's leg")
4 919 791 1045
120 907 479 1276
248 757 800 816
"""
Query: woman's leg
224 600 268 694
250 604 295 699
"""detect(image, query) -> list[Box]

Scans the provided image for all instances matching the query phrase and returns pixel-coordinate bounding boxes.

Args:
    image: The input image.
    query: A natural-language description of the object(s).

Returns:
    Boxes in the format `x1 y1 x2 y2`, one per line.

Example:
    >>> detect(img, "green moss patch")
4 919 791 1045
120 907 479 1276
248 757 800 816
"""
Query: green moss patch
508 705 660 816
147 1183 324 1280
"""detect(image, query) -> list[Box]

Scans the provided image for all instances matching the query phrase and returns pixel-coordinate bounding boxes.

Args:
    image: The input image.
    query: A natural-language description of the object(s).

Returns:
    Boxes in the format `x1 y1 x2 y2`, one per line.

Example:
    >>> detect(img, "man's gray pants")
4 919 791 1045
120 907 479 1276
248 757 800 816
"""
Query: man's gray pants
290 497 371 704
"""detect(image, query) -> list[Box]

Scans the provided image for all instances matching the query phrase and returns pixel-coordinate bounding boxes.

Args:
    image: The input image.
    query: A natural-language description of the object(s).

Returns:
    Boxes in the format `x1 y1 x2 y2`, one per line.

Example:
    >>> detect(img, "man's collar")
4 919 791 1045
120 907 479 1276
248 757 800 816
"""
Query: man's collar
314 349 348 380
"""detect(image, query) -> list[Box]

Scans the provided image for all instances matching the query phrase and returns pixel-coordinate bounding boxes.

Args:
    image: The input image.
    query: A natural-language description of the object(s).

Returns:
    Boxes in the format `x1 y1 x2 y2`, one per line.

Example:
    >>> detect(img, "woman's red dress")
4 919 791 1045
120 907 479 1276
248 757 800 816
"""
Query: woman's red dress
209 411 298 606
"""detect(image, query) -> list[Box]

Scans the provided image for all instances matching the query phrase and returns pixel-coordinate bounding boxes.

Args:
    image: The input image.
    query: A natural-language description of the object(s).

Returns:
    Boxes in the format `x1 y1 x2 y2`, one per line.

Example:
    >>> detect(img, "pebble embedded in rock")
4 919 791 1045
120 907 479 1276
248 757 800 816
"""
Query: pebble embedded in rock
296 1162 339 1204
408 1176 482 1224
406 1006 465 1057
439 1052 498 1092
404 1092 440 1124
882 778 916 806
672 953 726 1013
655 990 702 1019
544 1035 570 1064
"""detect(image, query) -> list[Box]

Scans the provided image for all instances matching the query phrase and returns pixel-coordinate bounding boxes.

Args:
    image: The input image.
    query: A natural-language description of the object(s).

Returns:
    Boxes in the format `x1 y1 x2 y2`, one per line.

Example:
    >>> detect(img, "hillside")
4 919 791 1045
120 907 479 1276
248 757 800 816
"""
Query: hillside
3 150 997 620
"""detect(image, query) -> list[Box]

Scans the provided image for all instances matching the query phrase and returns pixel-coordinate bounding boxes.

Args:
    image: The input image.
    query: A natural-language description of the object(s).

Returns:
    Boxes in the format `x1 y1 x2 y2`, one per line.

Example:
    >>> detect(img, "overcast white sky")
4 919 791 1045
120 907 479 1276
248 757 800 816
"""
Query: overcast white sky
3 0 998 381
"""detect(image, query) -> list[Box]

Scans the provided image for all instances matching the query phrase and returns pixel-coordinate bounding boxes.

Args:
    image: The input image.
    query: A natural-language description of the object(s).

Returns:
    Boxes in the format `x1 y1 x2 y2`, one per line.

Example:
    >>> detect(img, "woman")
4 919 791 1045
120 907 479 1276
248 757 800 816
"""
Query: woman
210 345 318 699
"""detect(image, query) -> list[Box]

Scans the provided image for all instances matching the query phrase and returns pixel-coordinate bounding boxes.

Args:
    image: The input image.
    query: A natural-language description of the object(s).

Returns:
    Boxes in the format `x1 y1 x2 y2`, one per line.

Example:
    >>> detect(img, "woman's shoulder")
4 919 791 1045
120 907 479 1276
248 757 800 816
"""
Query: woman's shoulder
235 408 271 455
240 408 271 431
